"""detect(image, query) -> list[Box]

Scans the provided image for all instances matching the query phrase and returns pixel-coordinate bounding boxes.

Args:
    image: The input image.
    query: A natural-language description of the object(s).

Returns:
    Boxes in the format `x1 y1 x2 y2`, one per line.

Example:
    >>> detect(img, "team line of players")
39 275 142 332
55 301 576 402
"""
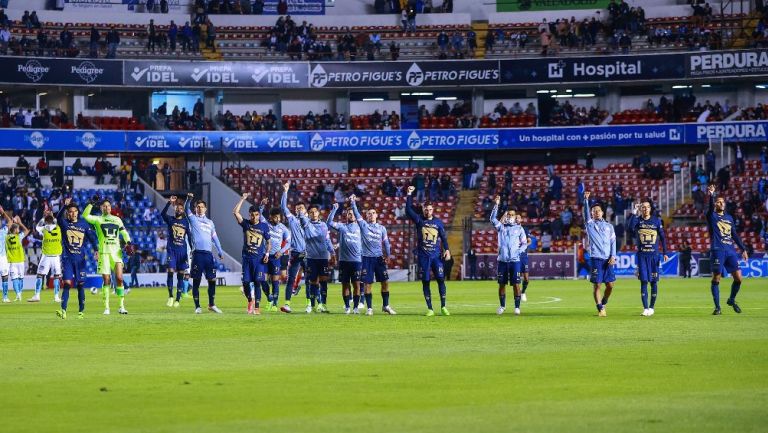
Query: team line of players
0 182 749 318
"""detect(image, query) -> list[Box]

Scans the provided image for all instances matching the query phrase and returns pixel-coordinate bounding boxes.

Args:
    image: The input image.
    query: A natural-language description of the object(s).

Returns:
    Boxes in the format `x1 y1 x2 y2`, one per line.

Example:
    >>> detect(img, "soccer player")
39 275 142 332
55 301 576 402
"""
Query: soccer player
706 184 749 315
0 207 12 303
517 214 532 302
583 191 617 317
350 195 396 315
259 199 290 312
30 211 63 302
627 199 668 316
185 193 225 314
83 196 132 315
406 185 451 316
5 215 29 302
280 182 312 313
327 201 363 314
161 195 191 308
56 197 98 319
490 196 527 315
233 193 271 315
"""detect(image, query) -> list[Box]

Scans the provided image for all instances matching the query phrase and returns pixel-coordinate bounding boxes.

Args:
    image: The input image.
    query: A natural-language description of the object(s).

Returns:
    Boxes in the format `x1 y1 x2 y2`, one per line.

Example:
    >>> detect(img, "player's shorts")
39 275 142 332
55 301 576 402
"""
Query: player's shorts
280 254 289 271
62 256 87 284
711 249 741 275
9 262 25 280
636 253 660 282
191 250 217 280
338 260 362 284
97 250 123 275
306 258 329 281
166 249 189 272
289 251 307 271
242 256 267 283
589 257 616 284
37 255 62 277
361 256 388 284
0 255 9 278
520 252 529 273
417 252 444 282
497 260 522 285
266 254 282 277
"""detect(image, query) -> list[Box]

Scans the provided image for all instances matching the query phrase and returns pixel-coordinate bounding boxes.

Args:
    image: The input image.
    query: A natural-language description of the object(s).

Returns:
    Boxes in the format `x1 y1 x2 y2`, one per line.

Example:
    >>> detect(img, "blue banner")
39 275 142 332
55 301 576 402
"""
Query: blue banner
307 129 499 152
613 252 680 277
721 255 768 278
0 129 125 152
125 131 308 152
499 124 685 149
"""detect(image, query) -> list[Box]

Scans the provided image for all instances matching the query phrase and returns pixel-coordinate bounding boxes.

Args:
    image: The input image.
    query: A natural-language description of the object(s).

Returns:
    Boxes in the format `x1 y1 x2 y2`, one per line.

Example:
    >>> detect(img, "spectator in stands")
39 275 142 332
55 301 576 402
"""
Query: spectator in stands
205 18 216 51
104 26 120 58
450 31 464 58
705 149 716 180
734 144 745 175
437 30 449 55
162 163 171 190
549 174 562 200
147 162 158 189
0 25 10 55
671 155 682 174
168 21 178 52
147 19 156 52
88 25 100 58
180 22 192 52
406 4 417 32
619 32 631 54
716 166 730 191
540 28 552 56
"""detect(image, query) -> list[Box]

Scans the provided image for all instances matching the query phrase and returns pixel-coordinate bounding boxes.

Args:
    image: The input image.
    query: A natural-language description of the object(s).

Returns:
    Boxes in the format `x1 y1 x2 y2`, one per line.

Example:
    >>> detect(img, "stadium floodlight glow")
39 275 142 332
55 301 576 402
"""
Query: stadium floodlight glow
87 93 95 97
362 98 384 101
536 90 550 94
400 92 411 96
672 85 691 89
565 89 573 92
38 92 48 96
756 85 766 89
412 156 434 161
411 92 433 96
700 84 711 88
574 93 596 97
389 156 412 161
435 96 457 101
153 159 160 165
549 90 557 93
552 94 573 98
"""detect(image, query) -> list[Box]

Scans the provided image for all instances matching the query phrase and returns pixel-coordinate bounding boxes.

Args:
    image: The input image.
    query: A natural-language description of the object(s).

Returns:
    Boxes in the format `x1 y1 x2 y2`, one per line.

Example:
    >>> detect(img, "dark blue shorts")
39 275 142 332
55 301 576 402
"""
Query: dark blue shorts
191 250 217 281
306 258 329 281
166 249 189 272
280 254 289 270
338 260 362 284
636 253 660 282
497 260 522 285
417 252 444 282
266 254 282 277
361 256 388 284
242 256 267 283
589 257 616 284
62 256 86 284
711 249 741 275
289 251 307 271
520 252 529 273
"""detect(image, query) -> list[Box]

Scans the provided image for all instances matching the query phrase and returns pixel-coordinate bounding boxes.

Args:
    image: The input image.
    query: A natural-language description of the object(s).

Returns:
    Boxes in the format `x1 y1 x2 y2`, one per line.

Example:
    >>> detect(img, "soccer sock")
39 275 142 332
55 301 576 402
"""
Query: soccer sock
499 292 506 308
437 279 447 308
61 283 70 311
711 281 721 309
176 274 184 301
35 277 42 295
77 286 86 312
53 278 60 298
729 281 741 302
207 280 216 306
320 281 328 304
640 281 649 309
15 279 23 296
352 294 360 308
514 295 521 309
102 285 110 308
650 281 658 308
116 286 125 309
183 278 190 294
260 281 271 304
192 277 201 308
166 272 174 297
382 291 390 307
365 293 373 309
271 280 280 305
343 293 351 308
422 280 433 310
600 296 609 306
2 279 7 298
522 279 529 294
243 282 252 301
308 283 318 306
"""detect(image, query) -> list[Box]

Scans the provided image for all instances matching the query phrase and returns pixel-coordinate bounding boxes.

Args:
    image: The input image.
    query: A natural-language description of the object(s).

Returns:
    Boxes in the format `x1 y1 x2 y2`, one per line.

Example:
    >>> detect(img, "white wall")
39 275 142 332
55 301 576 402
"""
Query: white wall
281 97 334 116
222 94 278 116
350 100 400 116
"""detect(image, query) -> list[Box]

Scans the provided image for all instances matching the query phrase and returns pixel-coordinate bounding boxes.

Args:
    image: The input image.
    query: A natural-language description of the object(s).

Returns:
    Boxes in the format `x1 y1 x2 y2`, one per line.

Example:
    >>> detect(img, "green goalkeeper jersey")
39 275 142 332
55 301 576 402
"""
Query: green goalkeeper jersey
82 204 131 254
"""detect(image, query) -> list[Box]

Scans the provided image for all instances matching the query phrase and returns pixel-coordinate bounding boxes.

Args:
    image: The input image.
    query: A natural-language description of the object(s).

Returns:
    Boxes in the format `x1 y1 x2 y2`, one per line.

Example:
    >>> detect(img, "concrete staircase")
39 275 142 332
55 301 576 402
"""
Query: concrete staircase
471 21 489 59
447 188 479 279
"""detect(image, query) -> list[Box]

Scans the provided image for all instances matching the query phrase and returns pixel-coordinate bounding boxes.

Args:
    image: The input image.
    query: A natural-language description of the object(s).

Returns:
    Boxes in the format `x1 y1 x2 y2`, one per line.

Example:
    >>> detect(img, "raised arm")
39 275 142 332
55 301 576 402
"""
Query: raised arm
35 216 46 235
490 195 501 230
0 207 12 228
707 184 716 215
185 193 194 218
161 198 173 224
583 191 592 224
82 203 98 224
326 202 341 231
14 216 30 237
280 227 290 255
232 192 248 224
405 186 421 224
55 200 68 225
281 181 294 219
259 198 267 224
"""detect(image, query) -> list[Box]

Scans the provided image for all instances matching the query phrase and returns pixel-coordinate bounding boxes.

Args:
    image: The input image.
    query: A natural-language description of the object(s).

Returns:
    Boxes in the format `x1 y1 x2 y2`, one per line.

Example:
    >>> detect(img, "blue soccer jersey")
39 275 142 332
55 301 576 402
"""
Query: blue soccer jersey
56 206 98 259
239 220 270 259
162 201 191 255
351 200 390 258
707 194 746 253
281 191 307 254
326 205 362 263
300 215 333 260
627 214 667 255
406 195 449 257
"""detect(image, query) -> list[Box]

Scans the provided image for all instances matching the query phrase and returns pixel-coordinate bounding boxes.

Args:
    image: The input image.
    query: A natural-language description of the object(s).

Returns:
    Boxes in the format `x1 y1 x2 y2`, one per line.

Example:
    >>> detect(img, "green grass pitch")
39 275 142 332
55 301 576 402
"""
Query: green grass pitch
1 278 766 433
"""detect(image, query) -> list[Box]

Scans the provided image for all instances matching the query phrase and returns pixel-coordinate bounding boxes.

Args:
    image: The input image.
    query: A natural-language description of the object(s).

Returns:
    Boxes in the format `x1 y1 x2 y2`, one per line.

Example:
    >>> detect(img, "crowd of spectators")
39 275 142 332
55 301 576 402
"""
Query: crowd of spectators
547 101 607 126
217 109 279 131
419 100 477 128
